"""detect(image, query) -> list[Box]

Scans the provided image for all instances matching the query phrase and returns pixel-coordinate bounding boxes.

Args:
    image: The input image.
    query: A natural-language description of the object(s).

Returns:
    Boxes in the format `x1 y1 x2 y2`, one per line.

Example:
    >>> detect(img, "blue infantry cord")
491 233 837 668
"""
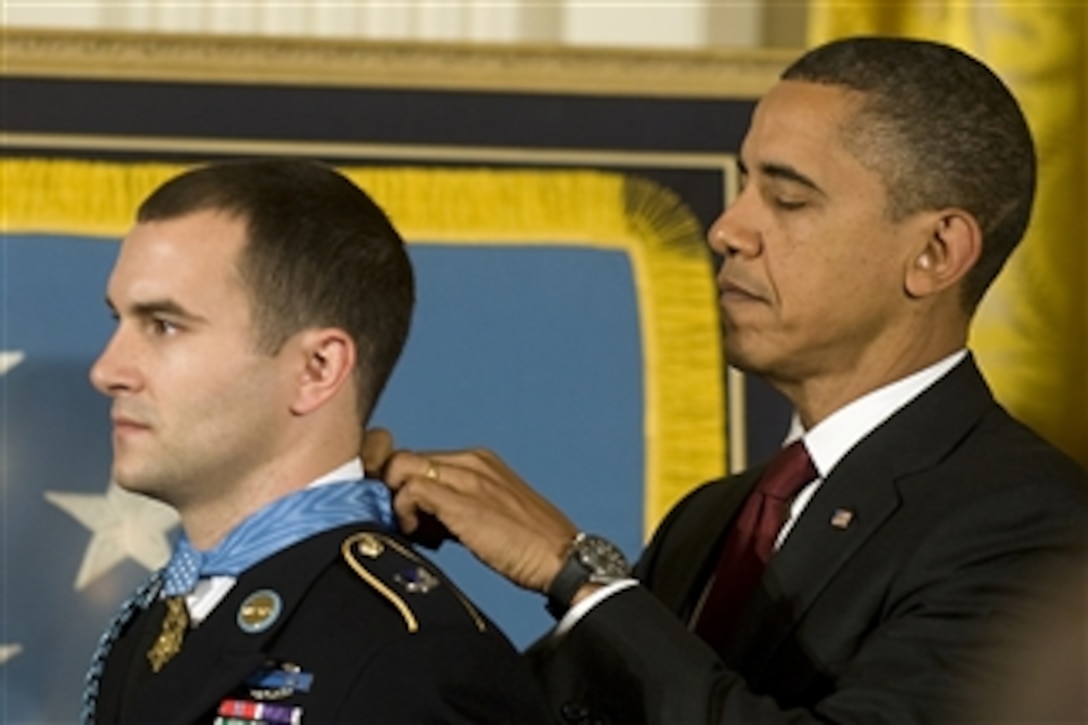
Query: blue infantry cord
80 571 163 724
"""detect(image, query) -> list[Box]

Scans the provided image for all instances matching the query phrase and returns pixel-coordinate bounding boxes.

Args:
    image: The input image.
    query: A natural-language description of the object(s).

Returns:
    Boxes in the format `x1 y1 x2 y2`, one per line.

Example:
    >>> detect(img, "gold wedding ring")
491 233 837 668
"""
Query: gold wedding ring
424 460 440 480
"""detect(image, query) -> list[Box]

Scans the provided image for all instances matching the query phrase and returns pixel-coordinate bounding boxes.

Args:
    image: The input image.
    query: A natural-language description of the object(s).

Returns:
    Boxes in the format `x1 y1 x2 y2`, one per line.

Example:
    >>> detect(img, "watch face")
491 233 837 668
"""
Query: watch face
576 535 630 578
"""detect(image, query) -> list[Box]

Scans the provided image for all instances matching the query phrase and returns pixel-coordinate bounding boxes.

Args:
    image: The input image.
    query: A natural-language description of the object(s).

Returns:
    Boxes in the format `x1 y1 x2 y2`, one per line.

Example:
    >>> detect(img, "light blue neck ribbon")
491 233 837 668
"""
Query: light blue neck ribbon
162 479 393 596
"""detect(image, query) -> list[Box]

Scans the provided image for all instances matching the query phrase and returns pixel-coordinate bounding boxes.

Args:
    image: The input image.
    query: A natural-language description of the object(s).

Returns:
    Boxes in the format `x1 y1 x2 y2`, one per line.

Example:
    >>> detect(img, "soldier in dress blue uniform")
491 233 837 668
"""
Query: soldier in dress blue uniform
82 158 550 724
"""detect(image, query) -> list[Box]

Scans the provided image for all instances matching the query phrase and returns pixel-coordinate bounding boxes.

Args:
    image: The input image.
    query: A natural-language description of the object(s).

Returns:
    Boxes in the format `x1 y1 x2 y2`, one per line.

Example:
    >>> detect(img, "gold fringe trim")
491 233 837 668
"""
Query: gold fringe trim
1 158 725 537
620 177 726 535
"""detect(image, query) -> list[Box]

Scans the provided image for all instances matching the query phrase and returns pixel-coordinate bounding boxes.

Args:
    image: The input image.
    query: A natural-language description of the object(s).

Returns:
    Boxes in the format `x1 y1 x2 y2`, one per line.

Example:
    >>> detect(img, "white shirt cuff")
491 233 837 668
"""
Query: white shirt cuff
552 578 638 638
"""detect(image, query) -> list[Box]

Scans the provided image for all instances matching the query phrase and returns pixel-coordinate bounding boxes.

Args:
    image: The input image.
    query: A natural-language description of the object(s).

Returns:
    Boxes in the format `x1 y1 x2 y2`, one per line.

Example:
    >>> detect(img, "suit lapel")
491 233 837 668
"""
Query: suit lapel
731 441 901 670
641 469 762 620
733 356 997 672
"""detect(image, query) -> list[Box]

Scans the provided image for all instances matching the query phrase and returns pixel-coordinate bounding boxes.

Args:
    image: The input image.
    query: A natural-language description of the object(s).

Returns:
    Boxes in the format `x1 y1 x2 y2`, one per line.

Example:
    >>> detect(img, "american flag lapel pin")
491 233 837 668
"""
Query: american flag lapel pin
830 509 854 530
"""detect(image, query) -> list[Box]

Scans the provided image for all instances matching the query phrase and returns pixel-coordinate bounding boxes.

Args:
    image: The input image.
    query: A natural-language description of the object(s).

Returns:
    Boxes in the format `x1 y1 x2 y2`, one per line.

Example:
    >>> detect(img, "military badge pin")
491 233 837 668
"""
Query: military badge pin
237 589 283 634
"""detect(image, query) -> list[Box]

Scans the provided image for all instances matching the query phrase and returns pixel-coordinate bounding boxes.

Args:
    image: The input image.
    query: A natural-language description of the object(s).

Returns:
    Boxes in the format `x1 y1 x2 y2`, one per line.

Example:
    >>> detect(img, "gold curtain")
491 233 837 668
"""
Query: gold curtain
809 2 1088 468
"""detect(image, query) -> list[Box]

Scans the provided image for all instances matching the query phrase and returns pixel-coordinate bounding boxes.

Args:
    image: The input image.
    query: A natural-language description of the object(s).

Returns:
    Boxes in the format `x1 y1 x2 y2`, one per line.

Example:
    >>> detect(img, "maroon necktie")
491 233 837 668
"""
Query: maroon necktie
693 440 817 651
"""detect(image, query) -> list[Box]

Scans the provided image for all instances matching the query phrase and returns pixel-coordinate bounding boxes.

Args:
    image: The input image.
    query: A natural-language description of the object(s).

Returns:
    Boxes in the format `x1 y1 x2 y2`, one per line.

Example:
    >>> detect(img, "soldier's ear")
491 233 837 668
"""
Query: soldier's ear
290 328 355 416
905 210 981 299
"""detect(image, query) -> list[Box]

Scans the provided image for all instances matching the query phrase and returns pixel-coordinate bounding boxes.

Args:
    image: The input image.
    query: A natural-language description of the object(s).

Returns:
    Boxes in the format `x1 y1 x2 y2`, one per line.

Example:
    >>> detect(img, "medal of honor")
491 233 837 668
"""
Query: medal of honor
147 596 189 673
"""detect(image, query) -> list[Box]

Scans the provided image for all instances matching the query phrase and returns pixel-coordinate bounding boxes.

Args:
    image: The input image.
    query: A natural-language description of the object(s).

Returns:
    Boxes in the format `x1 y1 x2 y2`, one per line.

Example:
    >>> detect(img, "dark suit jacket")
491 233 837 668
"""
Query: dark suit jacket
95 524 550 724
529 356 1088 724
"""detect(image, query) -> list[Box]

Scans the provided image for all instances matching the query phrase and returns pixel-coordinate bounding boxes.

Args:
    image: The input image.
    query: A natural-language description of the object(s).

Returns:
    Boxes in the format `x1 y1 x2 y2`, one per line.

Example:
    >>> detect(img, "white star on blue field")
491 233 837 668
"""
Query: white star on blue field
46 482 178 589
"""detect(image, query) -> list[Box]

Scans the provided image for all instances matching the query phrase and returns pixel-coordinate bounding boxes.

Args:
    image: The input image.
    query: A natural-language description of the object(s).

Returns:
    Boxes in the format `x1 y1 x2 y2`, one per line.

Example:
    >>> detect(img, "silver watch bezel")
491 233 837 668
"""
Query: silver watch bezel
570 532 630 583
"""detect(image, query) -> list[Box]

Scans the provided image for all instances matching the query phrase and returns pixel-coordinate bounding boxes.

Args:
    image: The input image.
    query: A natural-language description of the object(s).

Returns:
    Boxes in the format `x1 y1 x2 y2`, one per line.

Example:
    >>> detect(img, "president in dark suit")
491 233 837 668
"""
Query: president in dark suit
379 37 1088 724
83 159 549 724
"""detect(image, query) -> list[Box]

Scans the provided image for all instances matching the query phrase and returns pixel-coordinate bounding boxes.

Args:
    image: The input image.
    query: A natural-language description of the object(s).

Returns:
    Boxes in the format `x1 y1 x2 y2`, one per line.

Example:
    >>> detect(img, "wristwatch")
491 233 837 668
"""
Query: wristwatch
545 532 631 617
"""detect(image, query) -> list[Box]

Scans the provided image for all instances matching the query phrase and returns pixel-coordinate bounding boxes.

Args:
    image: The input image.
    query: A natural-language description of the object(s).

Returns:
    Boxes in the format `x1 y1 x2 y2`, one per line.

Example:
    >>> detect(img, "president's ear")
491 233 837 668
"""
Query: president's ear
905 210 982 299
290 328 356 416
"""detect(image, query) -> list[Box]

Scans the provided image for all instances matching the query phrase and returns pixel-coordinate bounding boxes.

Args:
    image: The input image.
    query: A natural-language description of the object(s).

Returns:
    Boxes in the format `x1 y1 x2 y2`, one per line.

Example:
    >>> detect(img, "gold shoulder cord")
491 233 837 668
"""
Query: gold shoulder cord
342 532 489 633
342 533 418 633
380 535 488 633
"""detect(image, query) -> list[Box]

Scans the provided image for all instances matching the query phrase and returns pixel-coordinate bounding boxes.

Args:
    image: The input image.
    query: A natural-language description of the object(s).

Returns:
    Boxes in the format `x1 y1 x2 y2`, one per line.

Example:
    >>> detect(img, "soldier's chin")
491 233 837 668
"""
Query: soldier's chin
111 470 169 503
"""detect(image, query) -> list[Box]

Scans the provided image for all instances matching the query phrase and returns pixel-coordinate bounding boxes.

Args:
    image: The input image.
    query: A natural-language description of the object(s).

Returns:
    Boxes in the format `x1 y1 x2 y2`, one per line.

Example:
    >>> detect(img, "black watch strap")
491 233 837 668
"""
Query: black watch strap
545 554 591 618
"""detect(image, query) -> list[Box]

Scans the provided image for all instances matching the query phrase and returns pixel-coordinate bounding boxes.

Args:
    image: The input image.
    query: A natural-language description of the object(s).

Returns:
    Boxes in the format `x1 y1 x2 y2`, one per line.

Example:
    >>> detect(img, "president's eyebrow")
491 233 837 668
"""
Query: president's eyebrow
738 158 826 196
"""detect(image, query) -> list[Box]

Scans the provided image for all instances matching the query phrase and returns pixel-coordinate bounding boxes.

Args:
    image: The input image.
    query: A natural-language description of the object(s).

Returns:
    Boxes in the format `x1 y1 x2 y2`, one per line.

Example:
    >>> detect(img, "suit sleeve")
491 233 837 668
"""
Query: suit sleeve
527 476 1088 725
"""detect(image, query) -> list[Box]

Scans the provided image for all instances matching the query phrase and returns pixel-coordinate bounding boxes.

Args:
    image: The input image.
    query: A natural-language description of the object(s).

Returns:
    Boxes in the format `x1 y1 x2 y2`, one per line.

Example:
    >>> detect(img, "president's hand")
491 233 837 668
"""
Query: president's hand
383 448 578 594
360 428 395 477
